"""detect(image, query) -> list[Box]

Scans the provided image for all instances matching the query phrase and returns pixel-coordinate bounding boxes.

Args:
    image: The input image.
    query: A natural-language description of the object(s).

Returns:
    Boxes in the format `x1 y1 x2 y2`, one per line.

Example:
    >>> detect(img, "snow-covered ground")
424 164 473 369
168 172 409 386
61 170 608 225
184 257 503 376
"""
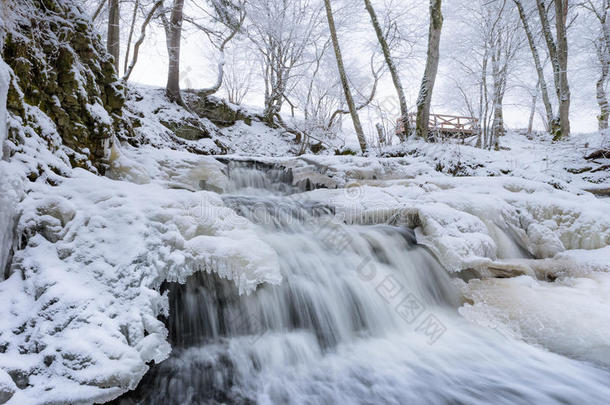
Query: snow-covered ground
125 85 298 156
382 130 610 193
1 81 609 404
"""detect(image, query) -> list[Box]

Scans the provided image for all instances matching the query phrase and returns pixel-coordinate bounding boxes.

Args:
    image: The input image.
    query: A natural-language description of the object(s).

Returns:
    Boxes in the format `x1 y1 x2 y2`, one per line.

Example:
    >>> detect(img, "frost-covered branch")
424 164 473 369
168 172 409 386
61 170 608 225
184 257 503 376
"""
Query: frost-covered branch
122 0 163 82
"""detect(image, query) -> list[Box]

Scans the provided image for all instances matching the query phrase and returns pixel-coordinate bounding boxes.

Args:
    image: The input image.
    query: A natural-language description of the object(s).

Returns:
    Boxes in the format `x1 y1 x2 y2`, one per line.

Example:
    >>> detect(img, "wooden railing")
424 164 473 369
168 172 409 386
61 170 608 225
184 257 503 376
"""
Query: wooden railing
396 113 479 137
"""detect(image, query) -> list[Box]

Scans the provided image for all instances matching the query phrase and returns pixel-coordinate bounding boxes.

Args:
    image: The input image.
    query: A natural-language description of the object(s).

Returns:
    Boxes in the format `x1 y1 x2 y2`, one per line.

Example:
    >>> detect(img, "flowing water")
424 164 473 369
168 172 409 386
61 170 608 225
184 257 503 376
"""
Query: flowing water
115 161 610 405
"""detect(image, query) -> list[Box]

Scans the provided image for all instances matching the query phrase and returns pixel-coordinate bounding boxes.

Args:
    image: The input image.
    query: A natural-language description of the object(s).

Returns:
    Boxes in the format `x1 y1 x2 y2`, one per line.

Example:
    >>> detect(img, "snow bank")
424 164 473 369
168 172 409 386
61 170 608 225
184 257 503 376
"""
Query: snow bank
383 131 610 193
221 120 296 156
125 86 222 155
125 85 302 156
0 58 24 285
460 272 610 368
291 159 609 274
108 143 229 193
0 153 280 403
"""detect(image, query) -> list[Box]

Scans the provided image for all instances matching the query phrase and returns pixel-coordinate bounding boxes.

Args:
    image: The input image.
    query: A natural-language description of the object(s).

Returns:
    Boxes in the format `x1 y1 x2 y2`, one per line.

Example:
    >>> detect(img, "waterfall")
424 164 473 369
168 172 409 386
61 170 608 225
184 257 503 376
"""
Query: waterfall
114 161 610 405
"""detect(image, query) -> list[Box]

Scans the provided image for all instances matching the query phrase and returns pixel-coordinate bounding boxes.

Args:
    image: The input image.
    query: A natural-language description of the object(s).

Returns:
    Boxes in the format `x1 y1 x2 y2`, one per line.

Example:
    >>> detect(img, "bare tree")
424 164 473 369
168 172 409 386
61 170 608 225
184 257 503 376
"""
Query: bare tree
186 0 247 98
124 0 140 75
107 0 120 72
594 31 609 130
581 0 609 130
513 0 555 131
446 0 524 149
162 0 186 104
246 0 324 124
536 0 571 139
327 54 383 129
488 1 523 148
222 44 255 104
123 0 164 82
527 78 540 135
416 0 443 140
554 0 571 138
92 0 106 22
364 0 409 141
324 0 368 152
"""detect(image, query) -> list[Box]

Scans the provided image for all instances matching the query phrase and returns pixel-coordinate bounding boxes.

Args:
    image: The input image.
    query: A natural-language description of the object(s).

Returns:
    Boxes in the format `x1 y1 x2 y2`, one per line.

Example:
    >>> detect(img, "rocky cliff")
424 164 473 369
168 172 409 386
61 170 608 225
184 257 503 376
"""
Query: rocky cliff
1 0 129 179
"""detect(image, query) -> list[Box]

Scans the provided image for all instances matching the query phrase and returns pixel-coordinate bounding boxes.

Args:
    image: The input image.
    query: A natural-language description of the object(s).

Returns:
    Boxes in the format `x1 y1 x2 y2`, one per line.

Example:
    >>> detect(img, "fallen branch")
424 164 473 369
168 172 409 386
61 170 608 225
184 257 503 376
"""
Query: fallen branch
585 149 610 160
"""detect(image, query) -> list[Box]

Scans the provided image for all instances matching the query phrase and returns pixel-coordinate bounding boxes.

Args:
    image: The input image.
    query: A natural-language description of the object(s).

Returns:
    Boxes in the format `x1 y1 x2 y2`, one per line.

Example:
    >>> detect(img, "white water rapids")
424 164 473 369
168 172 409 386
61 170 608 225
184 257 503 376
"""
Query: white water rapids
114 162 610 405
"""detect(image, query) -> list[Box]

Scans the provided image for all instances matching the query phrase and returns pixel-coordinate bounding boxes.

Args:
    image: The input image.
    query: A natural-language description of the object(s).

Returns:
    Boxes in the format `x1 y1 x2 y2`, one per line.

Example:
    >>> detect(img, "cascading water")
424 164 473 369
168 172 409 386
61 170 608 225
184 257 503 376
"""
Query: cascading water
115 161 610 405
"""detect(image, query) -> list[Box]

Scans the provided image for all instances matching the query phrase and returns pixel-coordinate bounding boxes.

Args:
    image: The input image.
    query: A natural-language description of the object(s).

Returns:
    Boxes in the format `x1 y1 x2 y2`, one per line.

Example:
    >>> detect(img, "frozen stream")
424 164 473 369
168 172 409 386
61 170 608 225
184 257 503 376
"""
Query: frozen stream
113 162 610 404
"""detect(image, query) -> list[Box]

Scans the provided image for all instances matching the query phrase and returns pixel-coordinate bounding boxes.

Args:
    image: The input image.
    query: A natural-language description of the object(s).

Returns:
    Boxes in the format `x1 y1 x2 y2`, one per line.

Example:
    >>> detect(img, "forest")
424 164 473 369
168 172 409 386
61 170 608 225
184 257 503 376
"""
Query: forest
0 1 609 404
84 0 608 152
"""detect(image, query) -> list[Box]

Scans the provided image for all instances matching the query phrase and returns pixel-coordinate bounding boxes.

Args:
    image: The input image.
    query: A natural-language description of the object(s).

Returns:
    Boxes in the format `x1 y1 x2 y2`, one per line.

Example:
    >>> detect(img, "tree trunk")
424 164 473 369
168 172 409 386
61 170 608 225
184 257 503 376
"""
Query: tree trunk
107 0 120 73
364 0 409 142
324 0 368 153
491 42 505 149
478 47 488 148
124 0 140 75
92 0 106 22
585 1 609 130
376 123 385 146
416 0 443 141
596 49 609 130
165 0 185 104
554 0 570 139
536 0 570 139
513 0 554 130
528 79 539 135
536 0 560 99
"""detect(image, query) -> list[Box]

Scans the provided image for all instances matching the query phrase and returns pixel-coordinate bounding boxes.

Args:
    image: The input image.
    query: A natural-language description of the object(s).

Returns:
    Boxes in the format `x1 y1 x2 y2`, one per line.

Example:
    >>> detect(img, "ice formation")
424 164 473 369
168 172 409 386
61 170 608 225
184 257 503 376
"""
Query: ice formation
0 150 281 404
1 63 609 402
460 271 610 368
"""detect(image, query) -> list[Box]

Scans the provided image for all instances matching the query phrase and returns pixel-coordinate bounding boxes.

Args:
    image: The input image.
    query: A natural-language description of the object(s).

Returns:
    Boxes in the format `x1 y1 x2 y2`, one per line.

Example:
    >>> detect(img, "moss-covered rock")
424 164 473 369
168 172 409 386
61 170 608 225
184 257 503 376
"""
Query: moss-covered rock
191 95 255 127
160 120 213 141
1 0 131 177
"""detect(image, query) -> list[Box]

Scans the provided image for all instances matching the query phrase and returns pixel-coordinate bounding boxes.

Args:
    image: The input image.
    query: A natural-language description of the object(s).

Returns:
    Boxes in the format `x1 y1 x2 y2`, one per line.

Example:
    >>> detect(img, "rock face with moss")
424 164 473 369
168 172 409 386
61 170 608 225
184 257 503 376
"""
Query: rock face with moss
1 0 129 177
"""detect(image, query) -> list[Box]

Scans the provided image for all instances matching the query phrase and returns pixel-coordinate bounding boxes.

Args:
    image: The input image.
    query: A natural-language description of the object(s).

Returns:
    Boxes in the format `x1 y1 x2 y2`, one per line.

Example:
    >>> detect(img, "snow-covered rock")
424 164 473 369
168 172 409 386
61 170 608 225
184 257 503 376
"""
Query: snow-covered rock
0 369 16 404
0 156 281 403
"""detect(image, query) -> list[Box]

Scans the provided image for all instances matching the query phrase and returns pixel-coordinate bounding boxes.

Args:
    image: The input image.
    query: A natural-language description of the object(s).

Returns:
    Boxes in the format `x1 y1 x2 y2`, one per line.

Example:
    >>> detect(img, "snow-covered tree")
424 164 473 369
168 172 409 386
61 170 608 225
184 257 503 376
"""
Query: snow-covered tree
324 0 368 152
364 0 409 141
188 0 247 98
535 0 571 139
246 0 326 124
579 0 609 130
416 0 443 141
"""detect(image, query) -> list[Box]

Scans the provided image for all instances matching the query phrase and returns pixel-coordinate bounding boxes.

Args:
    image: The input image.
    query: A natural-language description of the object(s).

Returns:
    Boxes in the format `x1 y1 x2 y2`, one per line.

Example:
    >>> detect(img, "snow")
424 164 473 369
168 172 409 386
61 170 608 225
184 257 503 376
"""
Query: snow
460 271 610 368
125 85 303 156
1 76 609 404
281 156 608 273
0 58 23 285
0 57 8 152
383 131 610 193
0 147 281 404
86 102 113 127
124 85 223 154
221 120 295 156
0 369 16 404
